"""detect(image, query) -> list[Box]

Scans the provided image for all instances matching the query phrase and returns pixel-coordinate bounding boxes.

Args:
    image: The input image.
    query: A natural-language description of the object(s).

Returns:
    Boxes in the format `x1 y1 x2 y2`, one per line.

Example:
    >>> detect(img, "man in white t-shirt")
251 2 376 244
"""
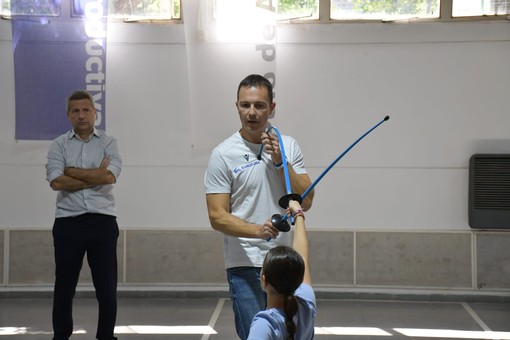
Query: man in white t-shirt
204 74 314 339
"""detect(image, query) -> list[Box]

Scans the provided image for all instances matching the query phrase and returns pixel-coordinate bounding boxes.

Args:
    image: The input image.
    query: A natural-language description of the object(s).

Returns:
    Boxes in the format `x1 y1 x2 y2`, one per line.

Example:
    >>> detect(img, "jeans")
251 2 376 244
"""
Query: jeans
226 267 266 340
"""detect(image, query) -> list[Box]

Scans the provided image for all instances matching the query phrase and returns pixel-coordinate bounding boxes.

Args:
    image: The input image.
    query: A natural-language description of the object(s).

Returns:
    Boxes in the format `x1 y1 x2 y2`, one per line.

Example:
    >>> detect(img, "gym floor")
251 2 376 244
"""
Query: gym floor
1 295 509 339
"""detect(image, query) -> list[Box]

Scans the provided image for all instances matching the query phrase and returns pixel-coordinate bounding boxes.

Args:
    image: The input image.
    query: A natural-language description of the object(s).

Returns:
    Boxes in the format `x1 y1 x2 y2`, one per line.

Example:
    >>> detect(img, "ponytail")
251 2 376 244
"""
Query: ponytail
283 294 299 340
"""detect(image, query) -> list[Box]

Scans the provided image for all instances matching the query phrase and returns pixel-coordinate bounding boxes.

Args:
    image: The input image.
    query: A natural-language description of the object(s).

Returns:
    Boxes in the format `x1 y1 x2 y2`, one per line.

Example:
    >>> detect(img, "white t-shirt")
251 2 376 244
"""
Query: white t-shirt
248 283 316 340
204 131 308 268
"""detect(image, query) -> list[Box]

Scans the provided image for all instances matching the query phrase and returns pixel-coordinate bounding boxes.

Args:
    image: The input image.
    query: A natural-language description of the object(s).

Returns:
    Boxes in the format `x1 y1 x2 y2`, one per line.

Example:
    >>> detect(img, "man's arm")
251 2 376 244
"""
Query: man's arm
50 155 115 191
262 132 315 211
50 175 89 192
277 166 314 211
206 193 279 240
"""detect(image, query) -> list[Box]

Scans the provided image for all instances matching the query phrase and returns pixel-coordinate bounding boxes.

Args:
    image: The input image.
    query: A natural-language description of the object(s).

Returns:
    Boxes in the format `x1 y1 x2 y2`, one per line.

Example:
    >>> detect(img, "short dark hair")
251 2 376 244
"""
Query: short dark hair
237 74 274 103
67 90 95 112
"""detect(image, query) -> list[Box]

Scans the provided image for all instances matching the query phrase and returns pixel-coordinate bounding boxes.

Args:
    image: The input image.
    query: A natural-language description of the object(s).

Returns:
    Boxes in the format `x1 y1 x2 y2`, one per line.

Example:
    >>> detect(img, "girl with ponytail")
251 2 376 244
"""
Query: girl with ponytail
248 200 316 340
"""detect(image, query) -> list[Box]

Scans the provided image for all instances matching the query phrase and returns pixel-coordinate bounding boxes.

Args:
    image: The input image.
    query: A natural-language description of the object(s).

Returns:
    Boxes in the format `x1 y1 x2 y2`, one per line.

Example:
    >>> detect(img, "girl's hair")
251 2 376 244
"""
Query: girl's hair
263 246 305 340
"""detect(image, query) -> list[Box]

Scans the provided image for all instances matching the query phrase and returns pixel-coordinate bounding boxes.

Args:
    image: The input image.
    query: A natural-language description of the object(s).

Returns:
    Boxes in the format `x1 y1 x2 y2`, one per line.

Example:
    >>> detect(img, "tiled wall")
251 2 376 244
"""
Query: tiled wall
476 233 510 289
0 231 3 284
1 229 509 292
355 232 472 287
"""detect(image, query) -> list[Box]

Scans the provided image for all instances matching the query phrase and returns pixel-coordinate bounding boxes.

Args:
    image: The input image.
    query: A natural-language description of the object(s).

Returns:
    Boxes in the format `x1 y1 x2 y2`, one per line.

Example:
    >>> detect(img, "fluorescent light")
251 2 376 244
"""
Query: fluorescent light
0 327 85 335
395 328 510 339
114 325 217 335
0 327 27 335
315 327 392 336
5 325 509 338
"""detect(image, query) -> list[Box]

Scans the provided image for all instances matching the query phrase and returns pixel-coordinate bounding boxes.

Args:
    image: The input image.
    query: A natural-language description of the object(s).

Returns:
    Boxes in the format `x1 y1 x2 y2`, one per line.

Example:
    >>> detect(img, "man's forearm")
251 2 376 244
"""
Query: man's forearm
210 213 262 238
64 167 115 186
278 166 314 210
50 175 88 192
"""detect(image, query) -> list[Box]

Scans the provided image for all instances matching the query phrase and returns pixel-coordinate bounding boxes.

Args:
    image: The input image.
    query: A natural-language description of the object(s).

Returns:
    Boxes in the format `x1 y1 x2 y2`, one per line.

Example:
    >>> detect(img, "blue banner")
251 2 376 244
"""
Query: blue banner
12 0 107 140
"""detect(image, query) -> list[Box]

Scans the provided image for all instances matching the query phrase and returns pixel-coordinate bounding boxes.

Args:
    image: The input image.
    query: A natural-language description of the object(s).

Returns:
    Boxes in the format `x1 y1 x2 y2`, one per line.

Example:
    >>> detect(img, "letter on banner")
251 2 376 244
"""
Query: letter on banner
183 0 277 150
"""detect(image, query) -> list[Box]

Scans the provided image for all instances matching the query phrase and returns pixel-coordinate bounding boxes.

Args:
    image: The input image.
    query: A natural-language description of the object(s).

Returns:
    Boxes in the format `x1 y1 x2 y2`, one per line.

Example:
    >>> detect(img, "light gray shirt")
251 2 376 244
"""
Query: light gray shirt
46 128 122 218
204 131 308 268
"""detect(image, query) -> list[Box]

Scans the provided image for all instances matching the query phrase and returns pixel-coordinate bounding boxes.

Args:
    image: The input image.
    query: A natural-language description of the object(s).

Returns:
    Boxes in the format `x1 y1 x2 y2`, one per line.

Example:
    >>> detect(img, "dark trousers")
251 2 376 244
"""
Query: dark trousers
52 213 119 340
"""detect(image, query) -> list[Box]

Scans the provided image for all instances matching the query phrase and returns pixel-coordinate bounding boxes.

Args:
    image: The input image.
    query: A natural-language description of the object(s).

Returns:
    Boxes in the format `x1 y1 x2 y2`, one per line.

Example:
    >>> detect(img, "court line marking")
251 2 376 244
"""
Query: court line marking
201 298 226 340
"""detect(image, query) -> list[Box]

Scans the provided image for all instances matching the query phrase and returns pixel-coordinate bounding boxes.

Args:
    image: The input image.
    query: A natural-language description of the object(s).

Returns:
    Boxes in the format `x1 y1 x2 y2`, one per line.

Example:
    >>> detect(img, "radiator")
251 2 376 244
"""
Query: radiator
469 154 510 229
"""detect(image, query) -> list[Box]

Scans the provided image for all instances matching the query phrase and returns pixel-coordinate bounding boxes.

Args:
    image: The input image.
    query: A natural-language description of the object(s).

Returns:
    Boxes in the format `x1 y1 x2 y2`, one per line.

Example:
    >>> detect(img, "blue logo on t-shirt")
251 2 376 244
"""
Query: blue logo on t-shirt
233 160 261 174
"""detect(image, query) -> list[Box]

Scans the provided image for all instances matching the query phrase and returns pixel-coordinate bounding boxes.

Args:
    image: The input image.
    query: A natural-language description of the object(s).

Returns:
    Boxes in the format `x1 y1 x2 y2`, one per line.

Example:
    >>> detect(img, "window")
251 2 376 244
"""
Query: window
330 0 440 20
452 0 509 17
0 0 181 19
2 0 60 16
276 0 509 21
108 0 180 20
278 0 319 20
2 0 508 22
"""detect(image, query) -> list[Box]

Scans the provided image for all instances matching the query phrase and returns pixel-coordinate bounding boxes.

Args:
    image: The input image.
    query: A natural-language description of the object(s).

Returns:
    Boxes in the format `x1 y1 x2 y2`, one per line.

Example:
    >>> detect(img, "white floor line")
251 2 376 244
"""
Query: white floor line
201 298 226 340
462 302 501 340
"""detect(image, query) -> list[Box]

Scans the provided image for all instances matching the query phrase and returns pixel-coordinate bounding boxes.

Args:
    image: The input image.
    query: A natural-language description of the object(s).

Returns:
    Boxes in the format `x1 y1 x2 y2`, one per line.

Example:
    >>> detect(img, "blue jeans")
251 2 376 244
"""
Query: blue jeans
227 267 266 340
